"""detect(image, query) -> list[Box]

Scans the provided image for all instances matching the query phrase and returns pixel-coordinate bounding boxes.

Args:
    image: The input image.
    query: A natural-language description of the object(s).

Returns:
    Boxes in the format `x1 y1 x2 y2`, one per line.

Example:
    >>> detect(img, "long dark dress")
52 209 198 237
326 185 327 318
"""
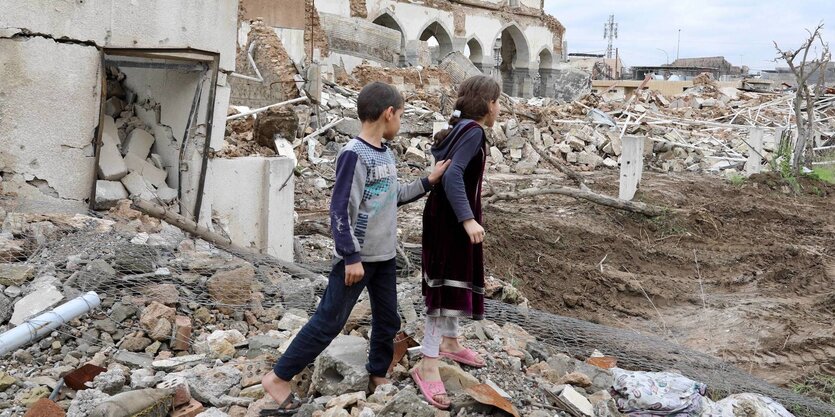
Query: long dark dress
421 120 487 320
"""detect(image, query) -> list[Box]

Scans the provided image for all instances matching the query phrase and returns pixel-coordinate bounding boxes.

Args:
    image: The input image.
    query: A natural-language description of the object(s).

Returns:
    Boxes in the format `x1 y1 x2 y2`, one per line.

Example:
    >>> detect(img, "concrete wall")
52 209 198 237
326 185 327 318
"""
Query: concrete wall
0 36 100 210
320 13 403 67
1 0 239 212
201 157 295 262
2 0 239 72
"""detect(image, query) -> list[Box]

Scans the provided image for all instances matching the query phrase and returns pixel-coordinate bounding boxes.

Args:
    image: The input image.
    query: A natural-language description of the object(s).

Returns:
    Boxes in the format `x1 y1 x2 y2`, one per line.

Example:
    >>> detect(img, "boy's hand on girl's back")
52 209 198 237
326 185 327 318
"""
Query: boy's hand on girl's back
463 219 485 244
345 262 365 286
427 160 452 185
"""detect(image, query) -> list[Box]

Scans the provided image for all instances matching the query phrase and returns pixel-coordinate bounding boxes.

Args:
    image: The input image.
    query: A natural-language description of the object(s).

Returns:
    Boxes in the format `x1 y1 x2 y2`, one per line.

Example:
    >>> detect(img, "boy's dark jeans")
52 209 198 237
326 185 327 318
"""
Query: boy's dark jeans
273 258 400 381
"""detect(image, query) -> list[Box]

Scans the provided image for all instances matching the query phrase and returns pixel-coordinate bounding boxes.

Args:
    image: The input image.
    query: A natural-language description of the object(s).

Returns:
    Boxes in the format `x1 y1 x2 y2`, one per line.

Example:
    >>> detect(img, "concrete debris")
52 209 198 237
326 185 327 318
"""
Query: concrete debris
311 335 369 396
9 285 64 325
94 180 129 210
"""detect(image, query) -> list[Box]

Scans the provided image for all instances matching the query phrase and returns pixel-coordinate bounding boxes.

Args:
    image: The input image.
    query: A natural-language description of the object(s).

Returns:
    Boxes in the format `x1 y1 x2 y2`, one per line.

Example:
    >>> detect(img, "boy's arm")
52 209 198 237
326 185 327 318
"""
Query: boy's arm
397 159 451 206
330 150 366 265
442 130 484 222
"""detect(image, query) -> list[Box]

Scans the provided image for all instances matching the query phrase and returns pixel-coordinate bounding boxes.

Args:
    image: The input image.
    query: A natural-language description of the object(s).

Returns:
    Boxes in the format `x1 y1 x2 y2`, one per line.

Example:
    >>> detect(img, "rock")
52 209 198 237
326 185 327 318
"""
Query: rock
504 119 519 139
75 260 117 292
94 319 118 334
574 362 614 393
124 128 155 158
547 353 576 378
311 335 369 396
91 368 126 395
377 387 434 417
0 292 11 324
197 329 246 358
557 372 593 388
24 398 66 417
185 365 242 407
326 391 366 409
18 386 50 407
91 388 173 417
602 157 619 168
0 372 17 391
121 334 153 352
0 233 25 261
140 301 176 341
104 97 125 118
113 351 154 368
437 363 479 392
277 312 308 332
196 408 231 417
3 285 21 298
255 107 299 147
567 137 586 151
588 390 624 417
489 146 504 164
248 332 286 352
239 384 265 400
141 283 179 306
345 300 371 332
0 264 34 286
207 266 255 314
10 285 64 325
335 118 361 138
578 151 603 168
404 147 425 163
153 354 205 372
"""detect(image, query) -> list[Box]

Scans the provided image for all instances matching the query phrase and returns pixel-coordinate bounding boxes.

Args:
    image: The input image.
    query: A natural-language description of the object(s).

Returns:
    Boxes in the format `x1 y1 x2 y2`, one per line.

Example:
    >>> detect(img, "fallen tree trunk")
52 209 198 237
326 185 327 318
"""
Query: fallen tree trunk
531 144 590 191
131 199 324 281
485 186 669 217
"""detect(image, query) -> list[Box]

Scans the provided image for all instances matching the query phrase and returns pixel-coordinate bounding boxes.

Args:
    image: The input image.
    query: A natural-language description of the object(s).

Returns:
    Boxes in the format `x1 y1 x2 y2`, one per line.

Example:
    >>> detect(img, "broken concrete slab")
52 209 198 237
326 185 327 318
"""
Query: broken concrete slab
98 142 129 180
185 365 242 407
156 185 179 204
120 171 155 200
124 153 168 187
104 97 126 119
113 351 154 369
94 180 129 209
312 335 369 396
335 118 361 138
123 128 155 158
91 388 173 417
0 264 35 286
10 285 64 325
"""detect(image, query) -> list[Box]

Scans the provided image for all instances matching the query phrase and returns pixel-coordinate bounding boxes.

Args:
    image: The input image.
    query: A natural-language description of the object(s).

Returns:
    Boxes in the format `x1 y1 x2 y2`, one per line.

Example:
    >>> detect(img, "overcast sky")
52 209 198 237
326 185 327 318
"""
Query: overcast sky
544 1 833 72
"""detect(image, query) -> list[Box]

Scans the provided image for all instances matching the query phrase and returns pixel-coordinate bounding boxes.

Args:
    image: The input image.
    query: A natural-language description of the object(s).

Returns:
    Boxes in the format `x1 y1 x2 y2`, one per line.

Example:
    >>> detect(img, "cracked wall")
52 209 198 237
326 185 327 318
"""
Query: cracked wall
0 1 239 211
0 36 100 208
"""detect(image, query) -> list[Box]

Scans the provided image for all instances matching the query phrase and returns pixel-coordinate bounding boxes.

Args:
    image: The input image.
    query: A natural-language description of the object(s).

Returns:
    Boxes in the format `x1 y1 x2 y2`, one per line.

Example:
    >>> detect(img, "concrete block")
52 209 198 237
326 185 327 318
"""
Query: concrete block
124 129 155 158
98 143 129 180
10 285 64 325
124 154 168 187
95 180 129 209
156 185 179 204
121 171 155 200
104 97 125 118
101 116 120 147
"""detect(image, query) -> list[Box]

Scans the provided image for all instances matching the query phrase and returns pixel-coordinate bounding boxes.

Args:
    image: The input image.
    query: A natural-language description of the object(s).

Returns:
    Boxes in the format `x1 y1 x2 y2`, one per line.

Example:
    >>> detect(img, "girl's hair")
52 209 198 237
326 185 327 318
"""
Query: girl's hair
433 75 501 146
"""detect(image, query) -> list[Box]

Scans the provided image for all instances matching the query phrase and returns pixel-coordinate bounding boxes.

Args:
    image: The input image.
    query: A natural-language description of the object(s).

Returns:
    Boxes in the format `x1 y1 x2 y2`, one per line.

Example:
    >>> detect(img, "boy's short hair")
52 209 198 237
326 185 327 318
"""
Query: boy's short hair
357 82 404 122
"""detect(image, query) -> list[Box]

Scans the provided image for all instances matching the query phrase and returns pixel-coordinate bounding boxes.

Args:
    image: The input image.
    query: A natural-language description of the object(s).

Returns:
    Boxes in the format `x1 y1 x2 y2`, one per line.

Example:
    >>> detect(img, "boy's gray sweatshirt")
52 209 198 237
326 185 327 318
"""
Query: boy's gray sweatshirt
330 137 431 264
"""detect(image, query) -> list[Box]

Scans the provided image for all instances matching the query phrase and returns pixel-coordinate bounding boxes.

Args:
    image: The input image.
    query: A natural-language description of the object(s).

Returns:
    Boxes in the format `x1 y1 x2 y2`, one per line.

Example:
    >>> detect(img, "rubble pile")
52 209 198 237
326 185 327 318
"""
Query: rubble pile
95 66 179 210
0 198 806 417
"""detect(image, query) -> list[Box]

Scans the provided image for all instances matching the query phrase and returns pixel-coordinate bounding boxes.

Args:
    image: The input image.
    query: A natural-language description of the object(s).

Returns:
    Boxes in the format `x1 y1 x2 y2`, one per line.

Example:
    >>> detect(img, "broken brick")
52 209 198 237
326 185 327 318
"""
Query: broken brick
172 316 193 351
170 398 204 417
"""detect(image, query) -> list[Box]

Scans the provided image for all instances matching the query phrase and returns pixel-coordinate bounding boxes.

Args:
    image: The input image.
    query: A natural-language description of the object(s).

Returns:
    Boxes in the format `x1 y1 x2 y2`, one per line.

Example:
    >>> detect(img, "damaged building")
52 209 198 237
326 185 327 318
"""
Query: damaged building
239 0 569 98
0 1 294 262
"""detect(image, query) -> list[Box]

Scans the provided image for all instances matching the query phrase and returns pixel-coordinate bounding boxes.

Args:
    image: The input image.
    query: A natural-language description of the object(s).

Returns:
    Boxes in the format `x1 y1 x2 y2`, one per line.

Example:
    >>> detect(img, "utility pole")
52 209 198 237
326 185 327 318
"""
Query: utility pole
676 29 681 61
604 14 618 59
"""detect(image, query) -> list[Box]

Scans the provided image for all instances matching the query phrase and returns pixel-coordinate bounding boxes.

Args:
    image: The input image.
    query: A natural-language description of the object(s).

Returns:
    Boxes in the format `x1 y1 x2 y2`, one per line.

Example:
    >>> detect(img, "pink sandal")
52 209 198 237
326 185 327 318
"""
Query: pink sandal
440 348 485 368
410 367 450 410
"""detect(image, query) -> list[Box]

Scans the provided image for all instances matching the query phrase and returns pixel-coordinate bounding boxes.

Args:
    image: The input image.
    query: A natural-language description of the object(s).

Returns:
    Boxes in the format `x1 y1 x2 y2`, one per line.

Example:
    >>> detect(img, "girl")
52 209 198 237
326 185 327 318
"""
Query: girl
411 75 501 409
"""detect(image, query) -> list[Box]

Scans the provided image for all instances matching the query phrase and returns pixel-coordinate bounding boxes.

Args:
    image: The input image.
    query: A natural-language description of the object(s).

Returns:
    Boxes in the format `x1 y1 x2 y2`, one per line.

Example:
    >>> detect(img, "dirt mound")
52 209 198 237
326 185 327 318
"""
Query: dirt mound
483 172 835 386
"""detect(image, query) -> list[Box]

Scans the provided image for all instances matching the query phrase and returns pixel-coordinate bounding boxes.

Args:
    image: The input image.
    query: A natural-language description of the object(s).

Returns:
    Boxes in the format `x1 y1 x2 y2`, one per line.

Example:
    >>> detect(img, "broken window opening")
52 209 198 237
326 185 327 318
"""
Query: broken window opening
90 48 220 223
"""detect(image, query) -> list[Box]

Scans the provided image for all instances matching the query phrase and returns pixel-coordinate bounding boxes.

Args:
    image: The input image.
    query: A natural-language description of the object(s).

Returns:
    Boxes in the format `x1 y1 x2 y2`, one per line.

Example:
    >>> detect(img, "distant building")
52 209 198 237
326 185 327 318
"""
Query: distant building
567 53 623 80
762 62 835 87
629 65 718 81
669 56 748 79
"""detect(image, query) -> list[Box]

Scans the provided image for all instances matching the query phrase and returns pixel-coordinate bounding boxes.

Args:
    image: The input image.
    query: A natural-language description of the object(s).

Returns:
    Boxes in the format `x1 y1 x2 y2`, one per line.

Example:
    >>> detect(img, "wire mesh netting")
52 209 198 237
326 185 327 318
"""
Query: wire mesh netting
1 204 834 416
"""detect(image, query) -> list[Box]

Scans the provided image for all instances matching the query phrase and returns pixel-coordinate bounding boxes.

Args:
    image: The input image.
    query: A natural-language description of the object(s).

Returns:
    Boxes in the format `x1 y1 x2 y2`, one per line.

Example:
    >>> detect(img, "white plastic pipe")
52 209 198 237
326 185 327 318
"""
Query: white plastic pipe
0 292 101 357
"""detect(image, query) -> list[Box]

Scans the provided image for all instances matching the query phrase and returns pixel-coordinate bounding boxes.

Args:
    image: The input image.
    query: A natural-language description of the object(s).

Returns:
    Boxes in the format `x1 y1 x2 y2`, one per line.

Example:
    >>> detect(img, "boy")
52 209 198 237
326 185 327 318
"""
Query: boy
260 82 450 415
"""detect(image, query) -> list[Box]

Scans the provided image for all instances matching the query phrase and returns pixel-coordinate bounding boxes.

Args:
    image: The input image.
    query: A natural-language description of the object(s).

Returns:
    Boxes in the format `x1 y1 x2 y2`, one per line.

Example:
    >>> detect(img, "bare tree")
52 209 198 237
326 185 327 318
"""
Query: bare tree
774 23 831 174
